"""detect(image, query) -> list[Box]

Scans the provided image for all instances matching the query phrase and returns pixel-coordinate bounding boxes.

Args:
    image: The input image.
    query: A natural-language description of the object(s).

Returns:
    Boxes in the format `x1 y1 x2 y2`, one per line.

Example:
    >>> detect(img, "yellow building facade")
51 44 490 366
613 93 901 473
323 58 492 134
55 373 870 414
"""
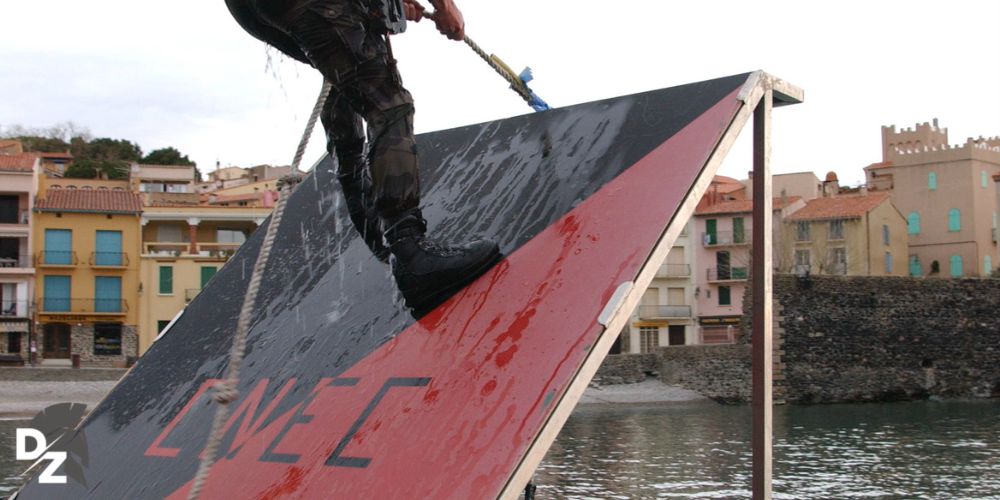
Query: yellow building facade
137 205 270 353
33 185 143 367
784 193 909 277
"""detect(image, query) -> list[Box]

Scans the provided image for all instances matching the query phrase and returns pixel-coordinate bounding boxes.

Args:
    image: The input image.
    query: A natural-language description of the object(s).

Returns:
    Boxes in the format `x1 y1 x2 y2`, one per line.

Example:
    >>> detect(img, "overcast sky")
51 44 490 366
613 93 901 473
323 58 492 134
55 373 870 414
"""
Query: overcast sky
2 0 998 186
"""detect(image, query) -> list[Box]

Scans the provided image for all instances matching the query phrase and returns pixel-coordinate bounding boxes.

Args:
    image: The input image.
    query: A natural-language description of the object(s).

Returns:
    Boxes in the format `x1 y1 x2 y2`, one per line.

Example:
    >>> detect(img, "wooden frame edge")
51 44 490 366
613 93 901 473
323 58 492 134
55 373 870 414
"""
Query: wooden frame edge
497 76 769 500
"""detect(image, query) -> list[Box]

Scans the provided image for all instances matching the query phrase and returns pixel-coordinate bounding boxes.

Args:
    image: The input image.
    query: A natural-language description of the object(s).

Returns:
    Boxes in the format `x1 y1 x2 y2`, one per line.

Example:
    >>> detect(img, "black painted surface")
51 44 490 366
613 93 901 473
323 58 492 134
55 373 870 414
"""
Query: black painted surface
16 73 749 499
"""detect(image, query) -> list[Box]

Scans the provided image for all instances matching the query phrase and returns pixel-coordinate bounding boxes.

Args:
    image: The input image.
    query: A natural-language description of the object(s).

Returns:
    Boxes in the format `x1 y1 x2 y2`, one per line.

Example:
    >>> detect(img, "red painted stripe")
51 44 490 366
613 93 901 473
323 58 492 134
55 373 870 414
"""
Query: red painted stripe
167 88 743 499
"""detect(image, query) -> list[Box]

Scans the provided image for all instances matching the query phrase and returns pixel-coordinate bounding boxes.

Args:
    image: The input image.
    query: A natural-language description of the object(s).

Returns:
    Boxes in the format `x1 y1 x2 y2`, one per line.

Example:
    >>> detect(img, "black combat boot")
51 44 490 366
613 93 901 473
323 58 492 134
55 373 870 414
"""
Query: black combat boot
383 209 501 316
339 172 390 262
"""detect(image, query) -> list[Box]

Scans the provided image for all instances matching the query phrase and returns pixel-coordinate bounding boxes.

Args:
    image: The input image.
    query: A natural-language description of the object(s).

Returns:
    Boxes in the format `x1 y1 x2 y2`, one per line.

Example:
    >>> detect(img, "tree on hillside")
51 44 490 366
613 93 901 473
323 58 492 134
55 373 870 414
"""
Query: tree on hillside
0 122 92 152
143 147 195 166
64 159 129 180
74 138 142 163
7 136 70 153
143 147 201 181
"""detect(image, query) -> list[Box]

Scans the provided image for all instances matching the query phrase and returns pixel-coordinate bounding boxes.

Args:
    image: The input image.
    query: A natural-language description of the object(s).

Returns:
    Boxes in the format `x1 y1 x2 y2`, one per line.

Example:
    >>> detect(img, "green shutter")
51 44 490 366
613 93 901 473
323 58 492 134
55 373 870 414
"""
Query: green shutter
159 266 173 294
201 266 218 288
718 286 731 306
928 172 937 190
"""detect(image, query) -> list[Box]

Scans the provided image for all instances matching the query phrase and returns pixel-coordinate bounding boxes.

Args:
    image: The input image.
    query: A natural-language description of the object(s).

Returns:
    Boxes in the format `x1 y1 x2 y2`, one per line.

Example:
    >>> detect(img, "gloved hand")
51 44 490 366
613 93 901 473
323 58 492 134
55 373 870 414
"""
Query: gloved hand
429 0 464 40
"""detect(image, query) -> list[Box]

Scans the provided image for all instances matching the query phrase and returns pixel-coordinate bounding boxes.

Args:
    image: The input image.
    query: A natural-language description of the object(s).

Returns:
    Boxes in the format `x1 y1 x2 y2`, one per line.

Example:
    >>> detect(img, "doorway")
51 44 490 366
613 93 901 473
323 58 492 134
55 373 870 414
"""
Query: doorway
43 323 71 359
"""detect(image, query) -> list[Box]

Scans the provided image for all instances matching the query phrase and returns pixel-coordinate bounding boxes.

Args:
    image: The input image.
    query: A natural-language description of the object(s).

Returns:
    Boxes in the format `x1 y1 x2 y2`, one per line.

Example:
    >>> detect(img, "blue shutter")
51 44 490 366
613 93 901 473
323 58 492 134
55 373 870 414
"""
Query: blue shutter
909 256 922 277
907 212 920 235
928 172 937 190
948 209 961 232
95 231 123 266
950 255 963 277
95 276 122 312
44 229 72 265
44 275 71 312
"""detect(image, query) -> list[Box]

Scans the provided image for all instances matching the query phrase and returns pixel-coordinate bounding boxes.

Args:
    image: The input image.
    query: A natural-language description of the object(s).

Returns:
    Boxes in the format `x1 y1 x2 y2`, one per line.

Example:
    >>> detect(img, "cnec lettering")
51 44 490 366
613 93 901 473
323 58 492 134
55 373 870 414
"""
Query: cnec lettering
146 376 430 469
16 428 67 484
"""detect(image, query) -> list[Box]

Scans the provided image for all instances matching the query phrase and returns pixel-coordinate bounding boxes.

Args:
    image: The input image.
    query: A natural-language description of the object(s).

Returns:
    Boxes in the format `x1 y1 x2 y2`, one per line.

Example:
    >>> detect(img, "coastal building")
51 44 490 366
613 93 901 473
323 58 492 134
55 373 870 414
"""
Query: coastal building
137 202 269 353
134 164 197 194
693 195 803 343
196 164 298 194
864 120 1000 277
33 182 143 367
784 192 908 276
0 153 40 364
617 220 697 353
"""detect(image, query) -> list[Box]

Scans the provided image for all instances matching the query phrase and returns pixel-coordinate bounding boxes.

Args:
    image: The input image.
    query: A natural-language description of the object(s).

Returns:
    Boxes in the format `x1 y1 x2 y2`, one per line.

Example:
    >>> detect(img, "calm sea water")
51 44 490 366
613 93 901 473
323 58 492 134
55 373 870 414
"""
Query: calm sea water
3 400 998 498
533 400 1000 499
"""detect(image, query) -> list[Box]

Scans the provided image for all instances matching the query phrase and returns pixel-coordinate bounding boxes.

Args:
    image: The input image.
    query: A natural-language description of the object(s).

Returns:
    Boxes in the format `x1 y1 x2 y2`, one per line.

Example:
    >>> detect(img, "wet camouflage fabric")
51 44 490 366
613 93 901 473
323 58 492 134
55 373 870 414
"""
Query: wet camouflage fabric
225 0 420 216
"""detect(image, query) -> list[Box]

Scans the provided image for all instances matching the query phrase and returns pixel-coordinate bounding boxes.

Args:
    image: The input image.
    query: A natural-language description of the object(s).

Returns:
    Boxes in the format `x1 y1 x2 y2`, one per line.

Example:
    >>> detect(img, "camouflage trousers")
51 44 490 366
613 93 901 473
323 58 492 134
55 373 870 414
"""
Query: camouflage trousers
225 0 420 216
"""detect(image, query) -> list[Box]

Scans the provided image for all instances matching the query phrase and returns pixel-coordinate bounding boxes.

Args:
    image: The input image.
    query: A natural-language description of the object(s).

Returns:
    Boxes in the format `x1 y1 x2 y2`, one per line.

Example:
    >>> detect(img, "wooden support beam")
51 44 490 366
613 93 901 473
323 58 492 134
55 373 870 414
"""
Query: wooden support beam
751 86 774 500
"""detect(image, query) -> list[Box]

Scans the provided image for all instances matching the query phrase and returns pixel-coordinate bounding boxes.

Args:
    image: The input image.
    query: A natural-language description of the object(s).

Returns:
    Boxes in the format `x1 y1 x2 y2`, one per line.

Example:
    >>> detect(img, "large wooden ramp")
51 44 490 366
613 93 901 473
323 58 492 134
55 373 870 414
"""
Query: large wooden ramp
16 72 800 499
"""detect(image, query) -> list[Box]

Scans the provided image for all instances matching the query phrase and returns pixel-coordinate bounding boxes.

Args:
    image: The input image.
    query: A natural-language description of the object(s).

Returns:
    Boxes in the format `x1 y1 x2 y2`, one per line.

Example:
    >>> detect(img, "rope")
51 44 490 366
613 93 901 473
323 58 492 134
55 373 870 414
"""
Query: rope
187 80 331 499
419 11 535 105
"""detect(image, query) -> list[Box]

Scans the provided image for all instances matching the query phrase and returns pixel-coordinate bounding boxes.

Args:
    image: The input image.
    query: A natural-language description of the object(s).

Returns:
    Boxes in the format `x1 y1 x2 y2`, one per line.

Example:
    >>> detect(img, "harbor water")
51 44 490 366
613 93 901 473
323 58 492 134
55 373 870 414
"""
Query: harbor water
3 400 998 498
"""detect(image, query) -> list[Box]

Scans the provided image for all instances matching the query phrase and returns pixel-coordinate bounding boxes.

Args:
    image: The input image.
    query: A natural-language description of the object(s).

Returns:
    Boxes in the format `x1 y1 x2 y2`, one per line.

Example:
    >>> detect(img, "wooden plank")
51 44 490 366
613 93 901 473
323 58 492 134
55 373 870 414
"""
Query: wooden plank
751 87 774 500
499 74 769 500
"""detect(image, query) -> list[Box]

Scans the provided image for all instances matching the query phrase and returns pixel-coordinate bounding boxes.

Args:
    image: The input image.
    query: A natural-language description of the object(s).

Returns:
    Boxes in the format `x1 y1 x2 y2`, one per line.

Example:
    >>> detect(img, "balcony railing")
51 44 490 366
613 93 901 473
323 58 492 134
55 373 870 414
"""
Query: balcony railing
199 243 240 259
0 256 32 269
143 242 242 259
655 263 691 278
702 230 751 247
707 266 749 281
37 251 79 267
185 288 201 303
38 298 128 314
144 243 188 256
90 252 130 267
0 301 30 318
0 210 30 225
637 305 692 319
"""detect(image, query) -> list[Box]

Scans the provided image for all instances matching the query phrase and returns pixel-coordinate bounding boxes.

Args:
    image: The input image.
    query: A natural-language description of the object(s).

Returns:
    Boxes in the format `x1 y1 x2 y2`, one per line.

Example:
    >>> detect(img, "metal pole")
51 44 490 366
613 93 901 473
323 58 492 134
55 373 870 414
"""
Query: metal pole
751 87 774 499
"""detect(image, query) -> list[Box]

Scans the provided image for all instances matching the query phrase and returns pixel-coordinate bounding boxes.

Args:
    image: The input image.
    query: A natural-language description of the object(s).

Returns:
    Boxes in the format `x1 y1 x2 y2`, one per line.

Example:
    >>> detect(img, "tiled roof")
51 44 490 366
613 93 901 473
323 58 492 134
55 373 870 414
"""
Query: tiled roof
787 193 891 221
0 153 38 172
695 196 801 216
35 188 143 214
39 152 74 159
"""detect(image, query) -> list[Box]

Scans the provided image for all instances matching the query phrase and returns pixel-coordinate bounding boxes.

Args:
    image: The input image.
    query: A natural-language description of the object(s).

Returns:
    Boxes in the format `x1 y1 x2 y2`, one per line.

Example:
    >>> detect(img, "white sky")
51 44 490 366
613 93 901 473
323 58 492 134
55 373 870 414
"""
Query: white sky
2 0 998 187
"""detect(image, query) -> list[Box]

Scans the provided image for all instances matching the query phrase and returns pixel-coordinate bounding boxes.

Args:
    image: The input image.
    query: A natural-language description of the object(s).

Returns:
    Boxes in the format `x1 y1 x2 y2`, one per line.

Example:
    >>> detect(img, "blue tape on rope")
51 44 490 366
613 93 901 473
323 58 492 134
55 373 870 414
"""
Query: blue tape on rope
519 67 551 112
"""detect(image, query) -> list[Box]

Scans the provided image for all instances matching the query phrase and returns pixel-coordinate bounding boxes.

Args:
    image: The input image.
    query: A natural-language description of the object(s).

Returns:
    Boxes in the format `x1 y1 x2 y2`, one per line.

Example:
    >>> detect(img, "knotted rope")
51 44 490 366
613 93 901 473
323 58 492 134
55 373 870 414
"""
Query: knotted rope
187 80 332 499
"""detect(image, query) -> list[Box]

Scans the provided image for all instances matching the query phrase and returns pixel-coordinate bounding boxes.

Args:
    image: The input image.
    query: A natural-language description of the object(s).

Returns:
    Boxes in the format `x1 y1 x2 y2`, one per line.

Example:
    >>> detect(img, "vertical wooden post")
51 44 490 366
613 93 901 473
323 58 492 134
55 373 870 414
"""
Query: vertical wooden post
751 87 773 500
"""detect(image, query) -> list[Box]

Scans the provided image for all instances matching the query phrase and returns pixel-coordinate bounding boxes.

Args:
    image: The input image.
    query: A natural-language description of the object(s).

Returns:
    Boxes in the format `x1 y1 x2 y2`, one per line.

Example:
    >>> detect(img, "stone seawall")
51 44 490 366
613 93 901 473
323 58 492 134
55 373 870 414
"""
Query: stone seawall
592 353 660 385
600 275 1000 405
769 275 1000 403
659 344 750 404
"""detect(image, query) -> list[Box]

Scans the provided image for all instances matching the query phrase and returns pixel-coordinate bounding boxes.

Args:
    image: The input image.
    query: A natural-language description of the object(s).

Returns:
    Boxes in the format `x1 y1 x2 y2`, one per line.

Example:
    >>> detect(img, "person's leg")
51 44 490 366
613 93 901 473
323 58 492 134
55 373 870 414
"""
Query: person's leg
321 92 388 260
260 1 500 314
